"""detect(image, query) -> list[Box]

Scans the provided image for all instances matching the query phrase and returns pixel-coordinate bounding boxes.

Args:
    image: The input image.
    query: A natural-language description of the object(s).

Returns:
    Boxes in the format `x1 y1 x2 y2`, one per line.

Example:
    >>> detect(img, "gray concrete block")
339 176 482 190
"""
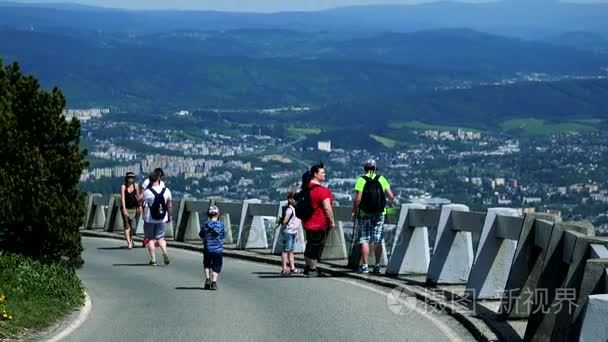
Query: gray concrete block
237 200 275 249
91 203 107 230
182 211 201 241
524 222 596 342
83 193 101 230
221 213 234 244
386 203 431 275
569 254 608 341
427 204 475 285
499 214 560 319
465 208 522 299
551 239 608 341
579 294 608 342
321 221 348 260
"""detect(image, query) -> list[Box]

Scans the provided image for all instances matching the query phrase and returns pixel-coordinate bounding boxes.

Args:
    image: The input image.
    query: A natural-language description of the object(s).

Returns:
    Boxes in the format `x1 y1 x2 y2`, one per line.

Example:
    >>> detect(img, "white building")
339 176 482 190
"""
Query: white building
318 141 332 153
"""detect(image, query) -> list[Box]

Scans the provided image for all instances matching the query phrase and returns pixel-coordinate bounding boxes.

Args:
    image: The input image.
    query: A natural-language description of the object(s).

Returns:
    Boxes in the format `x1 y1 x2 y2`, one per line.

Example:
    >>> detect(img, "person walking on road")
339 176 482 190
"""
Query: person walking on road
200 205 225 290
352 159 394 274
140 168 166 248
142 171 172 266
120 172 141 249
297 163 335 277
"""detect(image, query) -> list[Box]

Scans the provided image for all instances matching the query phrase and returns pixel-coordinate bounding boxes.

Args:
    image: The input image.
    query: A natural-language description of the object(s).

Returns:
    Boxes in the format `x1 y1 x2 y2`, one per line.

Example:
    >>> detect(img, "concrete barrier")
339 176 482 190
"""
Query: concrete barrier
82 193 99 230
499 214 561 319
221 213 234 244
386 204 434 275
523 222 597 341
427 204 481 285
236 200 277 249
579 294 608 342
465 207 522 299
175 200 209 242
103 195 124 233
83 193 608 341
85 195 107 230
569 245 608 341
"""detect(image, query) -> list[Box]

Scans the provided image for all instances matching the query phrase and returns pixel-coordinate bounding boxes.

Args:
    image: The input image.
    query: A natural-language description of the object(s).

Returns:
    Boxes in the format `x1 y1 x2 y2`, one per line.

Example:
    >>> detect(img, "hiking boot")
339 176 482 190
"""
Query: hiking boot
204 279 211 290
210 282 218 290
358 264 369 274
163 252 171 265
372 265 382 274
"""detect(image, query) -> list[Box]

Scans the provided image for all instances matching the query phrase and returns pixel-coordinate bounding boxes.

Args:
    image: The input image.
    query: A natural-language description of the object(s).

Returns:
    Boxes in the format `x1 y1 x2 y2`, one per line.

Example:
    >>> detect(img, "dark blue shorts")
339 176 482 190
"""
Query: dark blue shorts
204 251 223 273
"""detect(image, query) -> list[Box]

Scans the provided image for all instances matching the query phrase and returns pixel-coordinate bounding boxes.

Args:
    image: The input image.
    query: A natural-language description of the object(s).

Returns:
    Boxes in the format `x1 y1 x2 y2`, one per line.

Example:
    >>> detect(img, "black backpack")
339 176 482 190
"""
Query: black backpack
359 175 386 214
277 205 294 227
149 188 168 220
294 184 320 221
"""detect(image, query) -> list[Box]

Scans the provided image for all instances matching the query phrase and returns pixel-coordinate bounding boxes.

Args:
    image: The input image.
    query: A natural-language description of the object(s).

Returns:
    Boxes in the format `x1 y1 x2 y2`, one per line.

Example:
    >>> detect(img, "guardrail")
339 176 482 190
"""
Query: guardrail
82 194 608 341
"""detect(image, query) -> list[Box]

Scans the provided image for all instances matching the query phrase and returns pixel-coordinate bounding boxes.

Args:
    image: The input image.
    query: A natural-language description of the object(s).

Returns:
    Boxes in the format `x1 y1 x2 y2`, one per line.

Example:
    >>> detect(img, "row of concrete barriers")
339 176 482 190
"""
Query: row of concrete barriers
82 193 608 341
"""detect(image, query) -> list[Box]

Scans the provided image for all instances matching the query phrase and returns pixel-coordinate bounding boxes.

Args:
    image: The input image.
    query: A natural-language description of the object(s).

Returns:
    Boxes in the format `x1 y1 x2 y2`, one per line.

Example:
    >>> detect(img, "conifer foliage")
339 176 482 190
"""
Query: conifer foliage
0 61 88 266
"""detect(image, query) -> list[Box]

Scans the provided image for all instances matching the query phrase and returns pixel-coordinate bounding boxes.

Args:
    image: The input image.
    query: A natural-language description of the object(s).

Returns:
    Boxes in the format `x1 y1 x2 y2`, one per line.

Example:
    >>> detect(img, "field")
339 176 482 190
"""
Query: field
287 126 322 136
388 120 478 132
500 118 599 135
370 134 398 148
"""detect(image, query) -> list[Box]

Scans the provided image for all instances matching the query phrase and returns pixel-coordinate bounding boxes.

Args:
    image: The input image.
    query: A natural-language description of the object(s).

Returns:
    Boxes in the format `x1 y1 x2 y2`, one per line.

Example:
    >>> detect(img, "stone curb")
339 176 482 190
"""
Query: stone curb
38 292 92 342
81 230 501 341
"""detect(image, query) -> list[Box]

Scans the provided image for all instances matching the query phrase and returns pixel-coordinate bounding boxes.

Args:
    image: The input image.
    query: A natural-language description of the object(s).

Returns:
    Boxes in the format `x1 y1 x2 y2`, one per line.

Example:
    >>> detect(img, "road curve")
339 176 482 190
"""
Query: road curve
65 237 475 342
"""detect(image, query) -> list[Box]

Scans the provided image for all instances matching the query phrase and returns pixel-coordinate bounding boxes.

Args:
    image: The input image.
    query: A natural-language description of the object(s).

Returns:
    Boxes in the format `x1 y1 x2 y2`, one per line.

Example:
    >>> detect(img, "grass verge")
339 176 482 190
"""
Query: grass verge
0 252 85 339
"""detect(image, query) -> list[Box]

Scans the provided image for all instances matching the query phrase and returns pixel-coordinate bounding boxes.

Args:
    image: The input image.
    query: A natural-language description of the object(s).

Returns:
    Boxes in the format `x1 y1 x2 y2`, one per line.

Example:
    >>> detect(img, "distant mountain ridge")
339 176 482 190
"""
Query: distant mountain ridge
1 1 608 38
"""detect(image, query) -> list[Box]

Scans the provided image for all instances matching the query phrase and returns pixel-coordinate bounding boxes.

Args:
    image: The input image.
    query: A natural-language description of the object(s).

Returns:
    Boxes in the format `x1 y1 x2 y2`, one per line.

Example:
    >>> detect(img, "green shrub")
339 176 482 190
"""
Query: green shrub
0 252 85 338
0 60 88 266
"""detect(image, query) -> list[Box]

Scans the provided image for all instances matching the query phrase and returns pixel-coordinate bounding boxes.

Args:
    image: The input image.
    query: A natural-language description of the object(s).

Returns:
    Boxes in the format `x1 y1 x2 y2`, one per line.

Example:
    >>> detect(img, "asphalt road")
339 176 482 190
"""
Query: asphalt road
65 237 476 342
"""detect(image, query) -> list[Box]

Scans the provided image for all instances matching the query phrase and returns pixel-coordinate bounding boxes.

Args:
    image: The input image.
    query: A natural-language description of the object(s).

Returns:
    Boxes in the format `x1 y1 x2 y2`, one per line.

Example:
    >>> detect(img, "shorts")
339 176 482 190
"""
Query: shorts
356 214 385 244
144 222 166 241
304 228 327 261
123 209 137 230
204 251 223 273
282 231 297 252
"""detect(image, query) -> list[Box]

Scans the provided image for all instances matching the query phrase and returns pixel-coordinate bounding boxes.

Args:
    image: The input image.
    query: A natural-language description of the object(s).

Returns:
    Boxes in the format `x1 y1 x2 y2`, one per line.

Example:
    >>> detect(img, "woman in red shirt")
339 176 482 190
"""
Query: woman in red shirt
300 163 335 277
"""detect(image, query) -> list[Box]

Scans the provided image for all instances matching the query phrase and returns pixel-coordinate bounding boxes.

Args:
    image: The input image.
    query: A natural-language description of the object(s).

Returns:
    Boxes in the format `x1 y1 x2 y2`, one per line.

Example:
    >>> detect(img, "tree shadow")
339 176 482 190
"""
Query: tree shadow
175 287 206 290
98 246 129 250
113 263 154 267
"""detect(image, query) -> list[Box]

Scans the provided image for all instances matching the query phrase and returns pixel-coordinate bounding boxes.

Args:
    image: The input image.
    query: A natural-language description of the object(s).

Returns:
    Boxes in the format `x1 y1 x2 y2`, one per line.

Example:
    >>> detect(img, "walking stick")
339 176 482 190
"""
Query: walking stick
347 211 361 270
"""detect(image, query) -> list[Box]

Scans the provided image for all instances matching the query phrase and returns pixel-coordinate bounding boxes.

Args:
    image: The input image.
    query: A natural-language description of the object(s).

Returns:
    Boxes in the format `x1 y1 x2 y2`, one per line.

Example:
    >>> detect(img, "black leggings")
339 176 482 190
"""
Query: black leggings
304 229 328 261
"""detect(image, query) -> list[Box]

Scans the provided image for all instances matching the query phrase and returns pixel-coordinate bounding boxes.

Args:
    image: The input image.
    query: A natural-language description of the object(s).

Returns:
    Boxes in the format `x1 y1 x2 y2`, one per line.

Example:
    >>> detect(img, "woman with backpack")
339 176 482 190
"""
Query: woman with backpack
297 163 335 277
120 172 141 249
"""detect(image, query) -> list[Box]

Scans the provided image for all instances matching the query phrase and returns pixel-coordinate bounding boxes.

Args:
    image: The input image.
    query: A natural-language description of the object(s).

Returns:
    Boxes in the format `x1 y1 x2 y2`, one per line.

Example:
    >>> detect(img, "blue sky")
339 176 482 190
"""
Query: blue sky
10 0 608 12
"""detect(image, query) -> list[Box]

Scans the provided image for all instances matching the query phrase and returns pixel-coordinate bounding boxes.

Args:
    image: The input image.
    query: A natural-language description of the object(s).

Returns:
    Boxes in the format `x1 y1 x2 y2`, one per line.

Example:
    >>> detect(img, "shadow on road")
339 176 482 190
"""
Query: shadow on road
175 287 206 290
98 246 129 250
254 272 341 279
113 263 154 267
251 272 279 275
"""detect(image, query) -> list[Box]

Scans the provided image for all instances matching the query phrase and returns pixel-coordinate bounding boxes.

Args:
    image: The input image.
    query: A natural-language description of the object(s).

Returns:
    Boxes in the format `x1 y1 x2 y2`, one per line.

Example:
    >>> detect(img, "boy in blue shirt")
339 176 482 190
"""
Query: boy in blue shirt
199 205 225 290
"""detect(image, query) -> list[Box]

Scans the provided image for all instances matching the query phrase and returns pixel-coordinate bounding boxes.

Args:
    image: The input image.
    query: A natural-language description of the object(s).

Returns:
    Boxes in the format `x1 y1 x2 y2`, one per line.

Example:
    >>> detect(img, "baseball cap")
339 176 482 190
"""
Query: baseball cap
208 205 220 215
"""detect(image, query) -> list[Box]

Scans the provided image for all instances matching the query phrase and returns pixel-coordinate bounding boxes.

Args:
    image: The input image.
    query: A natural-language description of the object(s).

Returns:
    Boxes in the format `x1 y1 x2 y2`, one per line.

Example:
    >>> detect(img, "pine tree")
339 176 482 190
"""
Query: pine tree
0 61 88 266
